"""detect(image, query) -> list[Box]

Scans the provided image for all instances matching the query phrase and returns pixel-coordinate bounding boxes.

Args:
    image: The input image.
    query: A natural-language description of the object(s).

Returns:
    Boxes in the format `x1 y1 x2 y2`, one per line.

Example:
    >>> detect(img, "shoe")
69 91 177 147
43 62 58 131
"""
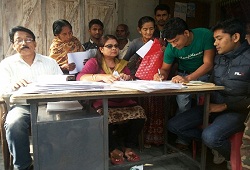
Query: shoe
28 164 33 170
14 163 33 170
227 161 232 170
124 148 140 162
167 148 177 154
212 149 225 164
110 149 125 165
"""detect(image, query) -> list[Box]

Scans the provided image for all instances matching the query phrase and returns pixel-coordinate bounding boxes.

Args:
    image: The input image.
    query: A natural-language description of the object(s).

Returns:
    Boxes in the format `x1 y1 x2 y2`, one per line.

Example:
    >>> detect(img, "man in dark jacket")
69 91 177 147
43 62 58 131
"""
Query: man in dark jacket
241 22 250 170
167 18 250 169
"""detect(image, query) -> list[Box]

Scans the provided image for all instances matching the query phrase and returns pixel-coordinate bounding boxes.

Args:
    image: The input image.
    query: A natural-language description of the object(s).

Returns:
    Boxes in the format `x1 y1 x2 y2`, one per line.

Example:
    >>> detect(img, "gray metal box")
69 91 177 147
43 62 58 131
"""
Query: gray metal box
35 106 104 170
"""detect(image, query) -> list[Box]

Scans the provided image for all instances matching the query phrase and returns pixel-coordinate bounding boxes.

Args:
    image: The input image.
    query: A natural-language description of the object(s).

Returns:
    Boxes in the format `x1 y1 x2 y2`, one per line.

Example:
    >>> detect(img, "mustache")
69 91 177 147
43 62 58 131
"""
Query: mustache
20 46 29 50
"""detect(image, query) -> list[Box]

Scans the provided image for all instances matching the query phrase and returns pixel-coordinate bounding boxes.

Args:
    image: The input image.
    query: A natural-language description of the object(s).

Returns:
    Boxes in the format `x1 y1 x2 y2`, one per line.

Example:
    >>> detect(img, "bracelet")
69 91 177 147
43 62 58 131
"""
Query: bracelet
91 74 97 81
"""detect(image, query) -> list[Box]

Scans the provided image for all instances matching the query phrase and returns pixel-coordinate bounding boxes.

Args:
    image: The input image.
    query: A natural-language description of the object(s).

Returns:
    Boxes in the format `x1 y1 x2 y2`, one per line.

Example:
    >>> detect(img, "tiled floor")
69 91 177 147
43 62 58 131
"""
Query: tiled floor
0 148 3 169
0 141 228 170
109 145 228 170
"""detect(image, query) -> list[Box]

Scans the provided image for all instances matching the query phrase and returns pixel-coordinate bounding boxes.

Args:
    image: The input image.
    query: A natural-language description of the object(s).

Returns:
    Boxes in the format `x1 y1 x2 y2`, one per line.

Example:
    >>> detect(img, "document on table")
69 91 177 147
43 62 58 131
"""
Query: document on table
111 80 185 92
182 81 214 86
68 51 91 74
136 40 153 58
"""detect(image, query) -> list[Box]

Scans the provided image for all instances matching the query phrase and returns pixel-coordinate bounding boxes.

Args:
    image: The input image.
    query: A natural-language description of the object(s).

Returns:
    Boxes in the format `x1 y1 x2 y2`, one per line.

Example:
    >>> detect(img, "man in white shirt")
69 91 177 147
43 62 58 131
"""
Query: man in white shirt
115 24 131 59
0 26 62 170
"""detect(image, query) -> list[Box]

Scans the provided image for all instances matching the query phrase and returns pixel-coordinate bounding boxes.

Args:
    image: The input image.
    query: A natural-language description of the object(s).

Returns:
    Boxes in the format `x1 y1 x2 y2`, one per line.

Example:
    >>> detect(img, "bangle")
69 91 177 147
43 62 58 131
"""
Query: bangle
91 74 97 81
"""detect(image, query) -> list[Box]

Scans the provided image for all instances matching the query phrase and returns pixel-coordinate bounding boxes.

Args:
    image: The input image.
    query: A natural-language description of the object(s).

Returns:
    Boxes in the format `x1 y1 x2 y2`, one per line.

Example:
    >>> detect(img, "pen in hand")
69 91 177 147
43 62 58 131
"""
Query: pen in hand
158 69 162 82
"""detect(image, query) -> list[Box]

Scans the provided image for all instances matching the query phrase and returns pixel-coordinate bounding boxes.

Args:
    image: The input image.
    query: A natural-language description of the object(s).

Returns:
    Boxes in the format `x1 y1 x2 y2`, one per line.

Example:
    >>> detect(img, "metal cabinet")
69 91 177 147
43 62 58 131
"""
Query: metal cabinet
35 106 104 170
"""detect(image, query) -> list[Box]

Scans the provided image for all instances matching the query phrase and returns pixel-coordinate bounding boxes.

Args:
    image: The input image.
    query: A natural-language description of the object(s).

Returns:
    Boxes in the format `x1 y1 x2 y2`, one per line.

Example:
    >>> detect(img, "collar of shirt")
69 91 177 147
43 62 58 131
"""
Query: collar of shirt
15 53 42 65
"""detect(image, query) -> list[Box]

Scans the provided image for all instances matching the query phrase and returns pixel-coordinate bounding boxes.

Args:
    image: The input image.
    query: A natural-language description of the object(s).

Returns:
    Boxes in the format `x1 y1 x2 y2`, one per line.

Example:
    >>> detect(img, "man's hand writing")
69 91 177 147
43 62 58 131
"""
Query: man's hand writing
153 72 164 81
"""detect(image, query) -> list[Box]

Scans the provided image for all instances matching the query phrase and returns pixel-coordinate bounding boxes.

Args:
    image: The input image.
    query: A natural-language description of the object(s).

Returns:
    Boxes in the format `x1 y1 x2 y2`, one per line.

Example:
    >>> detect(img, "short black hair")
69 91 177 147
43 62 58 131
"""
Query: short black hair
212 18 246 43
52 19 72 36
9 26 36 43
154 4 170 15
116 24 130 34
162 17 189 40
138 16 155 29
89 19 104 29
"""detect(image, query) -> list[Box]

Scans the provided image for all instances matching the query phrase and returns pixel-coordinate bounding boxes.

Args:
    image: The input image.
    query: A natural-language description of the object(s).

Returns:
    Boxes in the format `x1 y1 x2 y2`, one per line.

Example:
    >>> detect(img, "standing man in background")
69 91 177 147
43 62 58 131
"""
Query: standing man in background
154 4 171 39
115 24 130 59
82 19 104 56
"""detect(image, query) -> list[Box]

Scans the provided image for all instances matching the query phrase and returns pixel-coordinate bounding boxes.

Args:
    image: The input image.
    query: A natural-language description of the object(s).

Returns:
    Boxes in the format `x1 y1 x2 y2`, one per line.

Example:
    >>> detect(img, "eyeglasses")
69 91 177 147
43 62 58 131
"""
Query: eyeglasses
104 44 119 49
14 38 34 44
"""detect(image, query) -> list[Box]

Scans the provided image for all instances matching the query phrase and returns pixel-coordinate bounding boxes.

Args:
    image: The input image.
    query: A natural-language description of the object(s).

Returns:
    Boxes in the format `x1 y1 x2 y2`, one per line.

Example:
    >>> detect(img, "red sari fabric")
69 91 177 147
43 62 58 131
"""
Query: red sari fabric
141 96 166 145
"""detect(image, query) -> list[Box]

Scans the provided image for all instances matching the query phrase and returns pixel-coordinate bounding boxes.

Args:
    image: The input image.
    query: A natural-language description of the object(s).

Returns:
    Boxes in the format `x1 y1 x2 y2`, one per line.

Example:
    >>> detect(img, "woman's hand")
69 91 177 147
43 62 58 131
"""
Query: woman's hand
61 63 76 71
119 73 131 81
209 103 227 113
102 74 119 83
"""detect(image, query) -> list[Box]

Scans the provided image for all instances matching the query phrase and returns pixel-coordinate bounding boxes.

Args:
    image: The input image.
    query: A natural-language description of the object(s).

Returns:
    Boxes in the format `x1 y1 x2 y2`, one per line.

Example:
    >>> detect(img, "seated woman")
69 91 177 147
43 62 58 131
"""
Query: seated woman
49 19 84 74
76 34 146 165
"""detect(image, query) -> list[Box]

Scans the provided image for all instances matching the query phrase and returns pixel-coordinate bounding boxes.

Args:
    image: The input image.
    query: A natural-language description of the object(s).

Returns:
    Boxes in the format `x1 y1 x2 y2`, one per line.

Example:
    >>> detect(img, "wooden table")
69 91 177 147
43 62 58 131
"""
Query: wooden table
10 84 224 170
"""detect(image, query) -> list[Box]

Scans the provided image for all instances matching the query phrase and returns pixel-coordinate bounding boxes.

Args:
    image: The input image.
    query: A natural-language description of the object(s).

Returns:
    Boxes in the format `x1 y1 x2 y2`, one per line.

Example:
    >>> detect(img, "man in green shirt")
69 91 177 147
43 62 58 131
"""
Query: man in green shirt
155 17 215 113
154 17 215 148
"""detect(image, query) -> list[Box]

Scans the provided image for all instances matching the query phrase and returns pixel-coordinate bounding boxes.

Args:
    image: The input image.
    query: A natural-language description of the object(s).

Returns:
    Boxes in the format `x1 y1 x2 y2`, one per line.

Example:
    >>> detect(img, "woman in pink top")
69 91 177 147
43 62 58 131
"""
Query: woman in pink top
77 34 146 165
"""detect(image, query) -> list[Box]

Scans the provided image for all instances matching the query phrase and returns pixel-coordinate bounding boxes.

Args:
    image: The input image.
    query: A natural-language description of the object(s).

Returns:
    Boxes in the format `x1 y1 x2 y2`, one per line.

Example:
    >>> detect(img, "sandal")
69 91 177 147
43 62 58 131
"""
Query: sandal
124 148 140 162
110 149 124 165
176 143 189 151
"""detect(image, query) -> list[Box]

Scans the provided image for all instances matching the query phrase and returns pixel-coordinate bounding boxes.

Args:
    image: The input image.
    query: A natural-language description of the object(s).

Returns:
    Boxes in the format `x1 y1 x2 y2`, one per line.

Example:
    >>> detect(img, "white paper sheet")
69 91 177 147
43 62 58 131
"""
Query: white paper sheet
36 75 70 83
14 81 117 94
111 80 185 93
68 51 91 74
46 100 83 112
136 40 153 58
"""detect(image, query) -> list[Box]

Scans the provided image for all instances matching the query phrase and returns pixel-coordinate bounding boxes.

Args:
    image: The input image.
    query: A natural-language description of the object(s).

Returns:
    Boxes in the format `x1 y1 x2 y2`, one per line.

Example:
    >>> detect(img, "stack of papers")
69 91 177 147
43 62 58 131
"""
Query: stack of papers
37 75 75 83
13 80 188 94
46 100 83 112
14 81 116 94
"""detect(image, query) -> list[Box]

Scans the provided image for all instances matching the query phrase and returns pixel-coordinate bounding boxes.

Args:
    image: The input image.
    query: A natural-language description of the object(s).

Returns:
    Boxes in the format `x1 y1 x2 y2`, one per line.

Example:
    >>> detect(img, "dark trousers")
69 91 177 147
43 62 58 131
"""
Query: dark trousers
109 118 145 152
